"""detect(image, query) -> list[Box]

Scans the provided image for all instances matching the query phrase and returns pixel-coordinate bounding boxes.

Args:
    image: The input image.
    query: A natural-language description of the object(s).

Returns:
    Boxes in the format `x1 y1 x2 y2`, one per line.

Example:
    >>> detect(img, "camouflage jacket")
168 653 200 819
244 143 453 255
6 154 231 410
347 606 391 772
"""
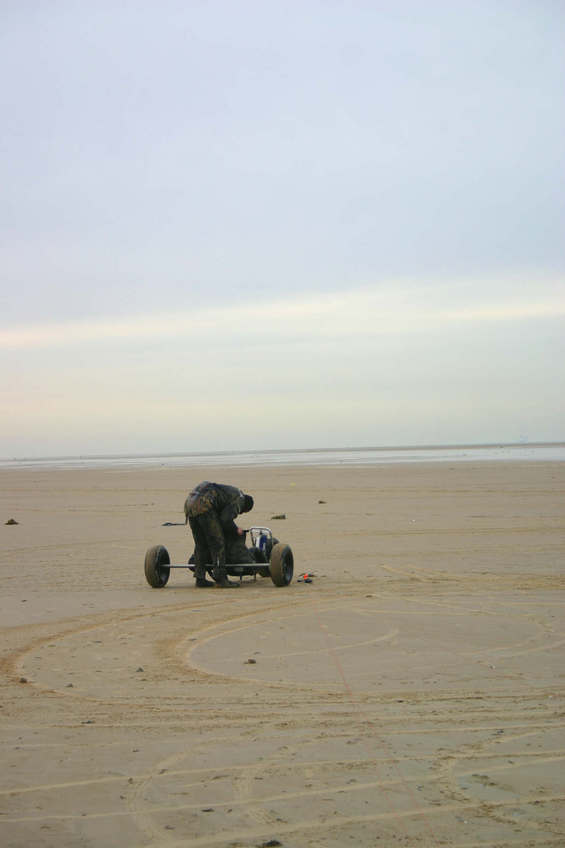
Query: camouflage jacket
184 481 247 533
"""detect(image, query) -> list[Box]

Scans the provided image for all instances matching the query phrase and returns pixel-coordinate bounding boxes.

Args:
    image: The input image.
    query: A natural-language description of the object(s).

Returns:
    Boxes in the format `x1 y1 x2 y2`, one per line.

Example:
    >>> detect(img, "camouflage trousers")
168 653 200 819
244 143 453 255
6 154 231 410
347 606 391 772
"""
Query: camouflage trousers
188 512 226 580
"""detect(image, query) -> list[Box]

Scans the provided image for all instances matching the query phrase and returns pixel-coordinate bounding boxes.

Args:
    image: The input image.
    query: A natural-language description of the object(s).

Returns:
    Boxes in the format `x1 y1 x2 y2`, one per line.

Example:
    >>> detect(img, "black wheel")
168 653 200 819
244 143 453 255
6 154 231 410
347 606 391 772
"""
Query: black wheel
144 544 171 588
264 535 279 560
249 545 271 577
249 547 267 564
270 542 294 586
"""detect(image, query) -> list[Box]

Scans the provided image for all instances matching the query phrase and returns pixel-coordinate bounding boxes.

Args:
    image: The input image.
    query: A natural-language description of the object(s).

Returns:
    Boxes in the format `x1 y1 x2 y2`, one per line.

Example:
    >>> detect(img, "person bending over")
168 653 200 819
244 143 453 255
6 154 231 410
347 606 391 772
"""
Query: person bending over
184 481 254 587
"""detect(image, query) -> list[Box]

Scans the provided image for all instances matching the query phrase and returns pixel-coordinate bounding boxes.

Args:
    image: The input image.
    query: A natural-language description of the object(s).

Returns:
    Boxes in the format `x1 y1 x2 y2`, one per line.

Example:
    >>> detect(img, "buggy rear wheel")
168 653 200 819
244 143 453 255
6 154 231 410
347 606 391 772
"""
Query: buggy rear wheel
270 543 294 586
144 544 171 588
265 535 279 560
249 546 270 578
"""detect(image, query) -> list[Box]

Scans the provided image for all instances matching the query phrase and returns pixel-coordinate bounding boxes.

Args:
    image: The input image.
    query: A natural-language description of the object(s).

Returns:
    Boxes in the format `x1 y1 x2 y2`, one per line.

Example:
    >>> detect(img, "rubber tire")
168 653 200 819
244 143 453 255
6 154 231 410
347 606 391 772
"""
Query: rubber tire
270 542 294 586
144 544 171 588
264 536 279 561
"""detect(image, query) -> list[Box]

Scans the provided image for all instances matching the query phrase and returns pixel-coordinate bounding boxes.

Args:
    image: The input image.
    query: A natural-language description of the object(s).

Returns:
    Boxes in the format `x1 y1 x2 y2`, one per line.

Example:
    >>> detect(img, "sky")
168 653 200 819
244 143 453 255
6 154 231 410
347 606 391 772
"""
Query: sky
1 0 564 457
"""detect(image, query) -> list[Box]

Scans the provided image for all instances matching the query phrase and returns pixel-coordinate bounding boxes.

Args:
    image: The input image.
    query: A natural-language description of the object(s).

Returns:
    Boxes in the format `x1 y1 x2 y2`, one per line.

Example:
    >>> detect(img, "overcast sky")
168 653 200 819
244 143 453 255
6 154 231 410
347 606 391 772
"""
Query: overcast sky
1 1 564 457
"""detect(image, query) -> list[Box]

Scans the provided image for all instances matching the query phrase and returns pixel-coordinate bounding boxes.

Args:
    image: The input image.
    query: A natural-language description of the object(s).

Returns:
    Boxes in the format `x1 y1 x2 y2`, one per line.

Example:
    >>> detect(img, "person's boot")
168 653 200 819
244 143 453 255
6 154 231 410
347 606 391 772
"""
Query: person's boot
194 565 215 587
212 565 239 588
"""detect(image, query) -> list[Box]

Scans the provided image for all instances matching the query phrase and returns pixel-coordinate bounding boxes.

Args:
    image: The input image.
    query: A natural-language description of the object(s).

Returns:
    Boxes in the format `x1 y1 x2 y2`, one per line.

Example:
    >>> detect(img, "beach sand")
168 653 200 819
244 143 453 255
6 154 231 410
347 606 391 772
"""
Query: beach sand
1 461 564 847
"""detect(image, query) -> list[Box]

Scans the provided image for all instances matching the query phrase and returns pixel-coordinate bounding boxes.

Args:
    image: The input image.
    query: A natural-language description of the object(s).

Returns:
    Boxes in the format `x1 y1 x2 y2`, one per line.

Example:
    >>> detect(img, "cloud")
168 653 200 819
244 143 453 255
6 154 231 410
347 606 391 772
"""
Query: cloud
1 276 564 350
2 274 564 455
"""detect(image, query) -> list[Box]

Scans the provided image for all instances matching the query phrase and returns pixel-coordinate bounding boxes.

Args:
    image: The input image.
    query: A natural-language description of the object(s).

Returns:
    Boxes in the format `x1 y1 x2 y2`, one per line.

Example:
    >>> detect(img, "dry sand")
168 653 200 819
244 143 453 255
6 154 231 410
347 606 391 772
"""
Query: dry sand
1 461 564 847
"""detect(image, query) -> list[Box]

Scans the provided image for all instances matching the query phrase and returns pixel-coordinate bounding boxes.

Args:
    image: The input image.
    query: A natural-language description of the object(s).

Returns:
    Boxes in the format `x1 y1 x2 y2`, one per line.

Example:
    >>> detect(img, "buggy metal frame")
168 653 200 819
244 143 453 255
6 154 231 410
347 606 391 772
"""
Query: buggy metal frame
144 526 294 588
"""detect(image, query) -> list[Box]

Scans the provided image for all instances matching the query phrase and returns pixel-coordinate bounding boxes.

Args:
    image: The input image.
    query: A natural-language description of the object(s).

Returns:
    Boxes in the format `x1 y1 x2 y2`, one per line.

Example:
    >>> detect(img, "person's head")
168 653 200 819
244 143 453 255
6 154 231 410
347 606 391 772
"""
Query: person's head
242 494 254 513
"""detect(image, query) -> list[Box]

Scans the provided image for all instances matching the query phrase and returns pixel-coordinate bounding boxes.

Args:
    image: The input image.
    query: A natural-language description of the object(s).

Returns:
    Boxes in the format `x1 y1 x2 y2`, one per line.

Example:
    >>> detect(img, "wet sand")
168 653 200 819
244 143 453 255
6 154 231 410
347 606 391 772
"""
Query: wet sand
1 461 564 847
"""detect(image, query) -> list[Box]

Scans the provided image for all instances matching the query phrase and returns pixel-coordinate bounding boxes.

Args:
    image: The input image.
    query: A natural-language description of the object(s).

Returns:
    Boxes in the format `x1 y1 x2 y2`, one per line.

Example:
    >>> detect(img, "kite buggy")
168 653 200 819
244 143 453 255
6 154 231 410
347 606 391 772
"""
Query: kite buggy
144 527 294 588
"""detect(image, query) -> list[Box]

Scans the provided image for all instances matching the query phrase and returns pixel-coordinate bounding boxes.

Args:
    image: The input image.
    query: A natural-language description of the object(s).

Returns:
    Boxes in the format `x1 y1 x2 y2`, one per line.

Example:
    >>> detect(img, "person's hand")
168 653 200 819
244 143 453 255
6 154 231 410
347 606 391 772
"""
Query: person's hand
237 526 244 536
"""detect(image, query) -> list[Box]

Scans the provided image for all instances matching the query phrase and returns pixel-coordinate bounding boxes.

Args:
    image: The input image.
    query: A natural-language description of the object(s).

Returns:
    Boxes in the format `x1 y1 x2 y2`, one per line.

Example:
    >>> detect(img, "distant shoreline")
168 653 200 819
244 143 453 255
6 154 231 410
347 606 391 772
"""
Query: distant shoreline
2 441 565 471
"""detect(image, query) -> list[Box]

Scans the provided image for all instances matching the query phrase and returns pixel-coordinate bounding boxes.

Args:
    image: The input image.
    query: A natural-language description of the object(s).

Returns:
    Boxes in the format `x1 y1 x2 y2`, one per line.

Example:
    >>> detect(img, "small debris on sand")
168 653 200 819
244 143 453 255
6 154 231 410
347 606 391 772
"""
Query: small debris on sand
5 518 19 525
318 499 326 504
245 658 257 664
271 514 286 520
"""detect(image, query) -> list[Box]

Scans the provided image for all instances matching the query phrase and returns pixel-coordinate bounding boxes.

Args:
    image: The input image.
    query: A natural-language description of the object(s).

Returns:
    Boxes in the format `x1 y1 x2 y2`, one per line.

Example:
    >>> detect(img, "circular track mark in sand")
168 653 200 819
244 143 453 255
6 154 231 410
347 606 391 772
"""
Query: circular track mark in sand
187 602 548 694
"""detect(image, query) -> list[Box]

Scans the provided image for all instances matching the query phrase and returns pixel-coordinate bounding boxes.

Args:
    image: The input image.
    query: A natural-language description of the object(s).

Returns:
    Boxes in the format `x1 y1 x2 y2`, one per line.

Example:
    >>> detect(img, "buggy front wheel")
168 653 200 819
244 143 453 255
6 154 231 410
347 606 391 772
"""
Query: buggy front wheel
144 545 171 588
270 543 294 586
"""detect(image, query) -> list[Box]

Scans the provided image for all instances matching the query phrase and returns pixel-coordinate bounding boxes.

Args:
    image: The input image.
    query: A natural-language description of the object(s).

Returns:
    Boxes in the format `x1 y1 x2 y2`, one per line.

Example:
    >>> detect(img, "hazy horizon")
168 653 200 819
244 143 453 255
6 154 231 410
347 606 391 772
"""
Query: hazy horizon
4 439 565 465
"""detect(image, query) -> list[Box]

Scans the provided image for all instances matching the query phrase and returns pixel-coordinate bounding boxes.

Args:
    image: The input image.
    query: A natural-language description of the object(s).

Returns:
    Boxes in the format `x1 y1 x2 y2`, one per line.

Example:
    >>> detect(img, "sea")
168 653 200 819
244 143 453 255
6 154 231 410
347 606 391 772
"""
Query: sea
2 443 565 471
